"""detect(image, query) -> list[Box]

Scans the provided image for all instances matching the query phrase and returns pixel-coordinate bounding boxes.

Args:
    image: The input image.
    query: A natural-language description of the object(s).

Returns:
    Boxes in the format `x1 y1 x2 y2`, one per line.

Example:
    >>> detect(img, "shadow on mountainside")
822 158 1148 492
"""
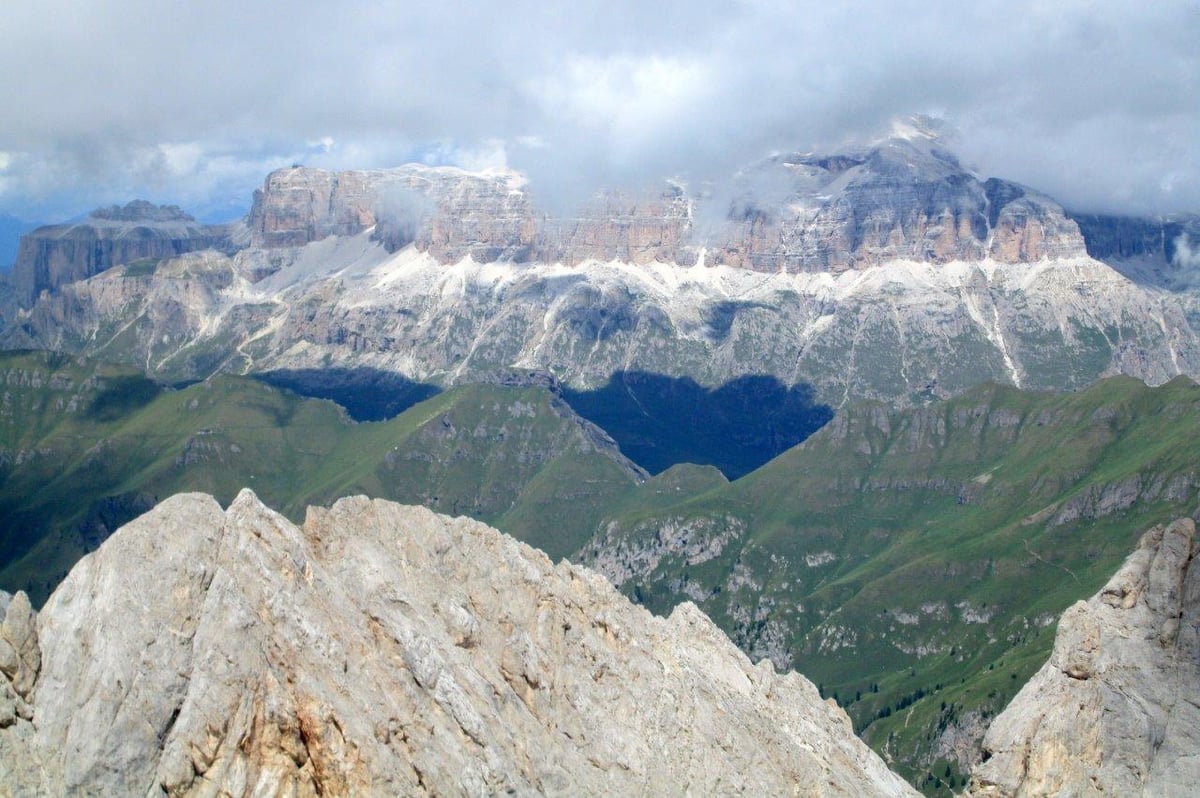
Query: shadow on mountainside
561 371 833 480
83 374 163 422
254 367 442 422
1069 212 1200 290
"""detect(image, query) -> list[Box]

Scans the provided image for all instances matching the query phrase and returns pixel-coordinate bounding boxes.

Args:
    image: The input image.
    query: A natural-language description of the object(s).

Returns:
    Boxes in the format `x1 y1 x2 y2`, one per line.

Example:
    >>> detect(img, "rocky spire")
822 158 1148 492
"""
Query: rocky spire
969 517 1200 796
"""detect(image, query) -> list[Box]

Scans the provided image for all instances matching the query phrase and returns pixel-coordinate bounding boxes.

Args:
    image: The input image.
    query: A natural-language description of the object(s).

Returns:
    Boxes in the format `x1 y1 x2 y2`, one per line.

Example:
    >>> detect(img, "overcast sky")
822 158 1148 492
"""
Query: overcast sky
1 0 1196 221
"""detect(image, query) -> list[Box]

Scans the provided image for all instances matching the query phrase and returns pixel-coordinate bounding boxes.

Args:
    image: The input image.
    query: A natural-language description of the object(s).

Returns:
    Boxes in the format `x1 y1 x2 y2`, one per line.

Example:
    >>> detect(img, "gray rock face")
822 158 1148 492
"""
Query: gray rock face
0 490 915 796
1069 212 1200 289
969 518 1200 797
7 138 1200 406
714 143 1084 272
11 201 242 305
244 136 1086 274
0 590 39 730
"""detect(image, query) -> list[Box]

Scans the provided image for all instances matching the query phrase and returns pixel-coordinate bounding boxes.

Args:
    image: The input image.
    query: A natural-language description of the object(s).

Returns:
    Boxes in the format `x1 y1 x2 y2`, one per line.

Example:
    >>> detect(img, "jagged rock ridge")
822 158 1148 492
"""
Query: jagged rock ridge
0 490 915 796
969 517 1200 797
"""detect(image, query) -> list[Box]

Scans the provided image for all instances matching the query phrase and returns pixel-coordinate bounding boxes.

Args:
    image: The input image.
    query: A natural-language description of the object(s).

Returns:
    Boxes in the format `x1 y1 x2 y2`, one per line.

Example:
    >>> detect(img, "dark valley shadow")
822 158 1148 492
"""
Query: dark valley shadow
83 374 163 422
254 367 442 422
251 366 830 478
561 371 833 479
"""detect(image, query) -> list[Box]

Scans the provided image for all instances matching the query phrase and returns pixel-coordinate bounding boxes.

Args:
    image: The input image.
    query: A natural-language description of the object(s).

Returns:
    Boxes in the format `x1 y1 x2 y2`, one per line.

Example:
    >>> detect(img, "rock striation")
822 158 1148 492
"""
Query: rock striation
7 239 1199 408
0 490 915 796
247 164 693 266
248 166 537 261
713 141 1085 272
243 134 1087 274
10 201 242 306
968 517 1200 797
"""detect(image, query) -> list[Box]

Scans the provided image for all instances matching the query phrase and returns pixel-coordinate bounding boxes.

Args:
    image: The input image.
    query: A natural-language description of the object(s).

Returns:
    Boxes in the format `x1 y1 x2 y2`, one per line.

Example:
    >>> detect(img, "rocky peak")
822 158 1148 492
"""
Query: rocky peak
0 490 915 796
241 138 1088 274
714 137 1085 271
9 201 241 306
969 517 1200 796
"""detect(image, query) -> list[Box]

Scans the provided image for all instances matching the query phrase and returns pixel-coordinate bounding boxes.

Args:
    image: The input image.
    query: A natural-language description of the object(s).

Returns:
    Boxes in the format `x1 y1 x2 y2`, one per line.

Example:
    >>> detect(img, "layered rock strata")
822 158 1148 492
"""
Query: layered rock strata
714 145 1084 272
6 136 1199 405
11 200 240 305
245 136 1087 274
0 490 915 796
969 517 1200 797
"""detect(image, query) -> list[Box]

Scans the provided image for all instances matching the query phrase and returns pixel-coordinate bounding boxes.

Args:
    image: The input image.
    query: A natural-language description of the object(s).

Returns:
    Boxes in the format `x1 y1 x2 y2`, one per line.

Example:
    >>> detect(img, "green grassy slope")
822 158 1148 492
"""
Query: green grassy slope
4 350 1196 794
582 376 1200 792
0 351 644 603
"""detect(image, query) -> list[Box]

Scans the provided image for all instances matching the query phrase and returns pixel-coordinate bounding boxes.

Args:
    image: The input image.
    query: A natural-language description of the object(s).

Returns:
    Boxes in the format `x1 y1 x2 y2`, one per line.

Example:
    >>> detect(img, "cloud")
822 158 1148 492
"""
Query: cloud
1173 234 1200 270
0 0 1196 220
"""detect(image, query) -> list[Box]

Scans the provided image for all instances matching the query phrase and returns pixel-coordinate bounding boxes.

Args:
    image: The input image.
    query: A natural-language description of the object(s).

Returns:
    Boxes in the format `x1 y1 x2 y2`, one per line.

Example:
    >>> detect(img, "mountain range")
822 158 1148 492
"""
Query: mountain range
2 125 1199 795
2 129 1199 409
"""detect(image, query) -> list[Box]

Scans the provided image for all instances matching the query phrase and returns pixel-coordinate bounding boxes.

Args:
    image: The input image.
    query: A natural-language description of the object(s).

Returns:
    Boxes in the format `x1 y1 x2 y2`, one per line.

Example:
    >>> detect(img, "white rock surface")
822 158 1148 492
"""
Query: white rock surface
0 490 916 796
969 517 1200 797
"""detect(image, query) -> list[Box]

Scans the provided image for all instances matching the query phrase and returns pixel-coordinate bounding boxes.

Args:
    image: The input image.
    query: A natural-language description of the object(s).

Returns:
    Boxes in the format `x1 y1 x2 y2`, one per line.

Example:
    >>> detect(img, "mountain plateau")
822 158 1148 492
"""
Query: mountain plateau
3 134 1199 408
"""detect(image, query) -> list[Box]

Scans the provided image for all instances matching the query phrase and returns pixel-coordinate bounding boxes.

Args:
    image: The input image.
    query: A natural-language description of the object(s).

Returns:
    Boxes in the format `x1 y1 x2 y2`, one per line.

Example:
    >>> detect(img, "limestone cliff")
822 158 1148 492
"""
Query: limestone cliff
968 518 1200 797
7 139 1199 406
248 166 539 263
247 164 691 266
11 200 241 305
243 134 1087 274
0 490 915 796
713 142 1084 272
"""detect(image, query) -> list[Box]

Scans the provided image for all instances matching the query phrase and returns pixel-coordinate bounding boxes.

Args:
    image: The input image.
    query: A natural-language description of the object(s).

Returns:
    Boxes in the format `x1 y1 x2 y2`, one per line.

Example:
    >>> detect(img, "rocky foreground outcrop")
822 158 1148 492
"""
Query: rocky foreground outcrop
969 517 1199 796
0 490 914 796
